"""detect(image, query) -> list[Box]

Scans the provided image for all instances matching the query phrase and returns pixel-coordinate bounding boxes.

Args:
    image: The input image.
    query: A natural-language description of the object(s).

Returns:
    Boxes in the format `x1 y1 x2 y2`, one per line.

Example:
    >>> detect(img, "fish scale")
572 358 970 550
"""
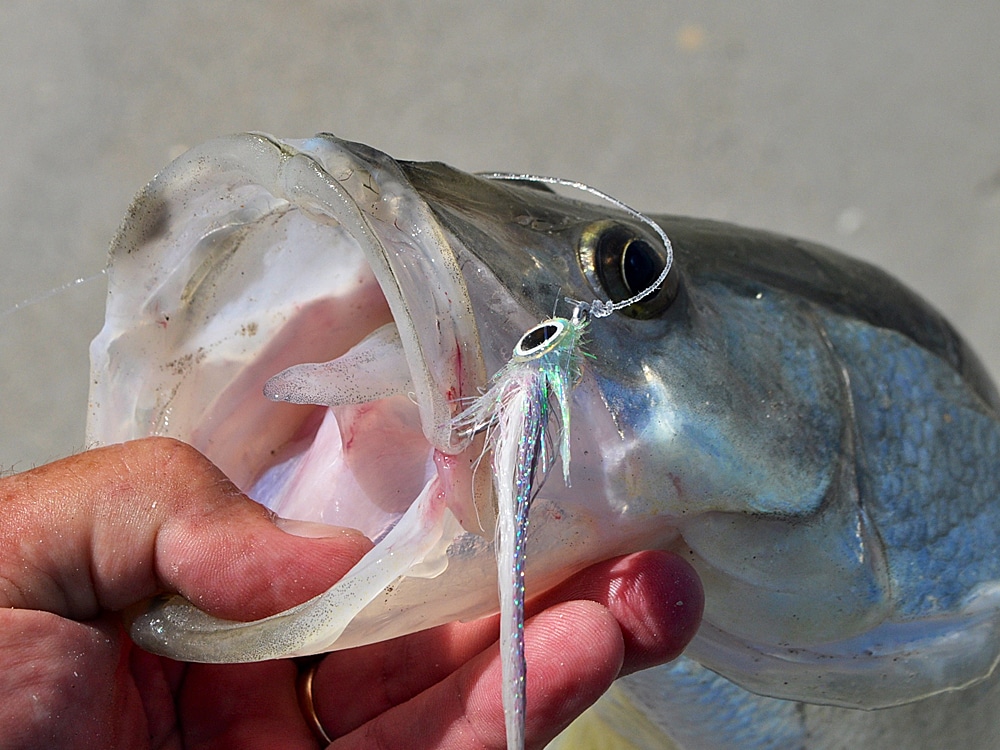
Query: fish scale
822 313 1000 617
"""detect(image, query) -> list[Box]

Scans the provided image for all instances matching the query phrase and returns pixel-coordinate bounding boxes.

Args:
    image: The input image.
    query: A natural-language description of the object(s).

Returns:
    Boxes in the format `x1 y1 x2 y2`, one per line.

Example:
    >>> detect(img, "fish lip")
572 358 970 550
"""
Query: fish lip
279 134 487 454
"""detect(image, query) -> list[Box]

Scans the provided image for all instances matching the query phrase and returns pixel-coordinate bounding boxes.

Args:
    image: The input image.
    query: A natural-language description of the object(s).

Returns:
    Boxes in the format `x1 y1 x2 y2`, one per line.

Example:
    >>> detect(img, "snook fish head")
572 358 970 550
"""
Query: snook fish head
90 133 1000 710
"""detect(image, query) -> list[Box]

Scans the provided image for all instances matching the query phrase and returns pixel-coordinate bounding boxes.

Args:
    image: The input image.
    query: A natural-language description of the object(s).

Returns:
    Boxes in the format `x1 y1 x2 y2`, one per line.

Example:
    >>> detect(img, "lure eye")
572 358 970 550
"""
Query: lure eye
578 220 679 319
515 319 566 357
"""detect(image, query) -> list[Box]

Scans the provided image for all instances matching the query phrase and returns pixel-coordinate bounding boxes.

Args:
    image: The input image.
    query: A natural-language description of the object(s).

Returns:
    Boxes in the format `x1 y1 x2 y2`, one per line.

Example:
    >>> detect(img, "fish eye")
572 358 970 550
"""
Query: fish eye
577 221 679 319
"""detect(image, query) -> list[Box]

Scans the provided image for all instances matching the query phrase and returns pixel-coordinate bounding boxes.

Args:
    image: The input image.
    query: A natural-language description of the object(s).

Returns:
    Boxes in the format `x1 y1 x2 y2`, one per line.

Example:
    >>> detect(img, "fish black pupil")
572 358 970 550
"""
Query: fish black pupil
520 323 559 352
621 238 662 295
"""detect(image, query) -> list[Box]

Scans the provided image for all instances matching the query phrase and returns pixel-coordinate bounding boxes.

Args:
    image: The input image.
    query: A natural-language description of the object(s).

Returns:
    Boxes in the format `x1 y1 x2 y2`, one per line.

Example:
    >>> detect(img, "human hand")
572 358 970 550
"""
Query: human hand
0 437 702 749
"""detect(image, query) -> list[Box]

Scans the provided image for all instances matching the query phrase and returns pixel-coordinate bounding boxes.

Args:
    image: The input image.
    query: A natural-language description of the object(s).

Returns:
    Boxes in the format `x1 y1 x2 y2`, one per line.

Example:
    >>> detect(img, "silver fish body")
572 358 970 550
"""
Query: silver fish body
88 133 1000 748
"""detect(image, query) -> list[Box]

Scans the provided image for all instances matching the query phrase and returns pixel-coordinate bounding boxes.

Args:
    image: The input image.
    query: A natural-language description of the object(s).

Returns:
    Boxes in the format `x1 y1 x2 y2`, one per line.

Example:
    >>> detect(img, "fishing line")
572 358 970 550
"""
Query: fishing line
0 268 107 320
454 174 674 750
477 173 674 317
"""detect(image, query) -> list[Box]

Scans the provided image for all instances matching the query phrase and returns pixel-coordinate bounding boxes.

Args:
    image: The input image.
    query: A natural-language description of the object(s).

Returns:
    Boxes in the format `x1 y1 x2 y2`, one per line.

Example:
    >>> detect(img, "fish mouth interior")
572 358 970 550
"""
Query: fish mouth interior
87 133 488 540
234 135 487 539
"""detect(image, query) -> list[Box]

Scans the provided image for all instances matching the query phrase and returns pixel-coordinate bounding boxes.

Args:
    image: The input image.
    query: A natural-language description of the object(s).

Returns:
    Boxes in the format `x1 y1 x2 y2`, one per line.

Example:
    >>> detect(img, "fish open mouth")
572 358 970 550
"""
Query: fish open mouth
89 133 668 663
88 133 506 659
242 134 495 540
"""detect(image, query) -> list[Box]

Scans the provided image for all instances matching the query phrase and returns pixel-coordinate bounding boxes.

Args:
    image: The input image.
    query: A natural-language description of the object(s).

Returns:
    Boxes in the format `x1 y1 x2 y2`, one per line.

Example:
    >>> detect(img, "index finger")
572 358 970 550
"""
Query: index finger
0 437 371 621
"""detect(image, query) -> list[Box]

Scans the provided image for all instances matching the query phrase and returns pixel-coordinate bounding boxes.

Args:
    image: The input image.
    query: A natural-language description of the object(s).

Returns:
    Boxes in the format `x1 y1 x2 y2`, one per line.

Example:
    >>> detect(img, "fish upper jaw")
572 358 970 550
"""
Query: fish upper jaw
89 132 488 457
271 134 488 455
261 134 495 533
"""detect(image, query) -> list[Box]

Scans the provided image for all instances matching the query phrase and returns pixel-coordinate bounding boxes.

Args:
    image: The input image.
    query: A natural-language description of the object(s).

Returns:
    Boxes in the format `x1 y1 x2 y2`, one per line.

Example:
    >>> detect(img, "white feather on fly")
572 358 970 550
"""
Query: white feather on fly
451 174 674 750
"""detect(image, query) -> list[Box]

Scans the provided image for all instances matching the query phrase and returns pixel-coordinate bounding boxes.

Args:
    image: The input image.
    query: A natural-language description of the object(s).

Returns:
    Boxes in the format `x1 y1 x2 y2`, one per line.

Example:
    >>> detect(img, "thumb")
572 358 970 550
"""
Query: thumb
0 437 371 622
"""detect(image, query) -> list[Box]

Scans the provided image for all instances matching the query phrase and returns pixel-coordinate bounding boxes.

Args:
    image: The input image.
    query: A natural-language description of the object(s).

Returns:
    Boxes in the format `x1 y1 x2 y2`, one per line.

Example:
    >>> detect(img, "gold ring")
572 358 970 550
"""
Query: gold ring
296 659 333 746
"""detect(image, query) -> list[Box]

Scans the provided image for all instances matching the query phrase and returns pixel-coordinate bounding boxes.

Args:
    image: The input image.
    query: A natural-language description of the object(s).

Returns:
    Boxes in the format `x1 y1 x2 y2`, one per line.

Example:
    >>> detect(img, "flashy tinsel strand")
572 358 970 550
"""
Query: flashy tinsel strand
451 314 586 750
454 172 674 750
495 373 546 749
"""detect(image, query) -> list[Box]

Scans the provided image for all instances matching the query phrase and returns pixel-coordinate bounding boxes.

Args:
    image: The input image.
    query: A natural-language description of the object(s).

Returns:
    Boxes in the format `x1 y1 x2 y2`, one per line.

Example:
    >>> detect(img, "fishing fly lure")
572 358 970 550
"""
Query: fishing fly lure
452 174 674 750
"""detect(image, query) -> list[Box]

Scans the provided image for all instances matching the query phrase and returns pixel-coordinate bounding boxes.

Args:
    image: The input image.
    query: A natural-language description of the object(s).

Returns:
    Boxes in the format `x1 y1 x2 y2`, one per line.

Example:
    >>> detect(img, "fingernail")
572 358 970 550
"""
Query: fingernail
274 516 365 540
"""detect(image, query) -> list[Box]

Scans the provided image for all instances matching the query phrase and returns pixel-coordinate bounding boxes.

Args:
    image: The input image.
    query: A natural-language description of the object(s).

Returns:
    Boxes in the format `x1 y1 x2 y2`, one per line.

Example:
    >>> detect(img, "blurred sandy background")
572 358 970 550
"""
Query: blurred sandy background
1 2 998 469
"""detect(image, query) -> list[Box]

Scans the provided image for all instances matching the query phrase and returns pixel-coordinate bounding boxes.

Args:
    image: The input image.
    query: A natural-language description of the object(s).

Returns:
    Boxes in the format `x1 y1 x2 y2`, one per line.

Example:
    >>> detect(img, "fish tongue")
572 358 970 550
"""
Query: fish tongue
249 392 434 538
256 319 492 537
263 322 413 407
254 321 434 536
